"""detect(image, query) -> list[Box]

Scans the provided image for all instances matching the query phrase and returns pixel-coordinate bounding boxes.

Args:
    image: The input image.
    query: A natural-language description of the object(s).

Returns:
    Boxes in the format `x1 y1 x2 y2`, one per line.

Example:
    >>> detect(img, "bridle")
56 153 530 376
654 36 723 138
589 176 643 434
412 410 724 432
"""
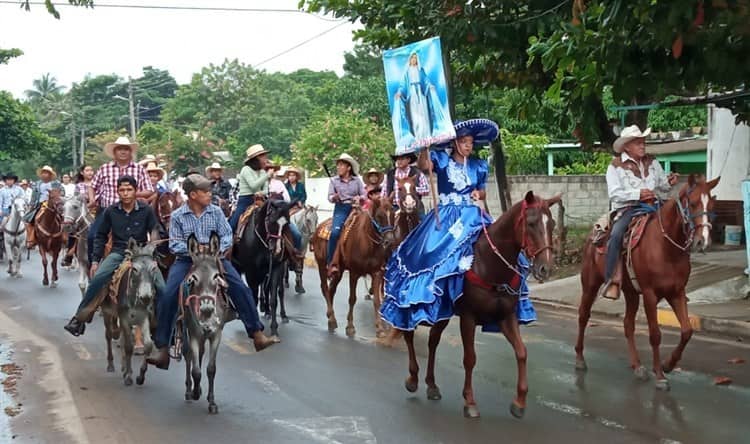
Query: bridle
364 204 395 246
182 257 228 319
36 199 64 239
62 198 94 238
2 199 27 236
658 186 715 251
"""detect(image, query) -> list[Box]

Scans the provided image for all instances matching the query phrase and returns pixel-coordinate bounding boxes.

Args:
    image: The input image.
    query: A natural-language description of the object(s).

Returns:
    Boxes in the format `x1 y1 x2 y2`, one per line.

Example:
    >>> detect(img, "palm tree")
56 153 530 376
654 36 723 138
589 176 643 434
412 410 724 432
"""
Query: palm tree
24 73 64 105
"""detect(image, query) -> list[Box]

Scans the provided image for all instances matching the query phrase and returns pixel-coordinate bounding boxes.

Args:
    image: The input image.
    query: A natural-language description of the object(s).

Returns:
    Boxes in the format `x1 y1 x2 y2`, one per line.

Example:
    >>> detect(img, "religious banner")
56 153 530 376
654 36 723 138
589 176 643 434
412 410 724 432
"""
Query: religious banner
383 36 455 153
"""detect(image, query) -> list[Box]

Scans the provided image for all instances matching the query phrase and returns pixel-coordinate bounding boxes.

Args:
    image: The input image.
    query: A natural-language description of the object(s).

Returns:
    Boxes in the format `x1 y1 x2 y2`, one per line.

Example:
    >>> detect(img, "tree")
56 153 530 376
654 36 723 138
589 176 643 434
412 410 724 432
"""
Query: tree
25 73 65 106
292 109 394 177
0 91 56 161
133 66 178 125
21 0 94 19
0 48 22 65
302 0 750 148
137 122 216 176
69 74 128 136
343 44 384 78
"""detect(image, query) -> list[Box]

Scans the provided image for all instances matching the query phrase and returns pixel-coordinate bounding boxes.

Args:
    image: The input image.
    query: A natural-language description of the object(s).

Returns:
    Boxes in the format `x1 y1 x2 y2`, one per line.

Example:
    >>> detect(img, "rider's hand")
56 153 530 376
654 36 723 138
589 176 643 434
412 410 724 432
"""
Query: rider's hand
639 189 656 202
668 172 679 186
470 190 482 201
331 193 340 203
87 201 97 211
89 262 99 278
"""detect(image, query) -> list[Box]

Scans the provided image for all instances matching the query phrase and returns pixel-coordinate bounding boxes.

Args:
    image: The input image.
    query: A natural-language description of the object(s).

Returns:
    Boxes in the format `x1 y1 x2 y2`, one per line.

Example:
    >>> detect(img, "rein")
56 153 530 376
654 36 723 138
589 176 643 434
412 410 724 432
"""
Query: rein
364 207 395 246
656 192 714 252
182 257 228 318
3 204 26 236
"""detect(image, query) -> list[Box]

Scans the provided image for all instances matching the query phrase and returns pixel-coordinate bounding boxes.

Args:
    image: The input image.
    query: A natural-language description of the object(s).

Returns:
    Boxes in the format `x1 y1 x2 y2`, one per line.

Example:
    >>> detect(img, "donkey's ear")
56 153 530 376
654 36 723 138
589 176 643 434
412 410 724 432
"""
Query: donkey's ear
188 234 200 257
209 231 220 256
707 176 720 190
546 192 563 207
524 190 535 204
127 237 138 253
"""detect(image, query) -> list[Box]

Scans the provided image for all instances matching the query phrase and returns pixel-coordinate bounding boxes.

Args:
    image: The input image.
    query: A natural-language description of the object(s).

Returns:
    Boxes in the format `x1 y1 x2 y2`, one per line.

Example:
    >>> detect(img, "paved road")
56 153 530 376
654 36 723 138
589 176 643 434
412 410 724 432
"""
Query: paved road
0 254 748 444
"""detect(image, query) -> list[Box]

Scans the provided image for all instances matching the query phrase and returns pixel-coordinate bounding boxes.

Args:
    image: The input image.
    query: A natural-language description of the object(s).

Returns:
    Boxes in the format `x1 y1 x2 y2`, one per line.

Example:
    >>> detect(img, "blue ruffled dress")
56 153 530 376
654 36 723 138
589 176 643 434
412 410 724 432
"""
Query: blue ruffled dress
380 150 536 331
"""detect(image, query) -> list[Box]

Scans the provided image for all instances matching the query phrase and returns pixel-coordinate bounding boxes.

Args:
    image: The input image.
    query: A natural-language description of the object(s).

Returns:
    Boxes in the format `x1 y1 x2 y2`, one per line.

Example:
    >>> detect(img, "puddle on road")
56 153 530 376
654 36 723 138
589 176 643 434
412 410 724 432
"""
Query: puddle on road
0 341 23 442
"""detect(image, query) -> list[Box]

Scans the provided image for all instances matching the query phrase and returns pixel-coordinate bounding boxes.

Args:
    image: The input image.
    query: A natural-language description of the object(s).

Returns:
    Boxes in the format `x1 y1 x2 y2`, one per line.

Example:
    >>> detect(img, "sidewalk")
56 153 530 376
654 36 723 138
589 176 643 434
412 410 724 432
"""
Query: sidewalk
529 249 750 340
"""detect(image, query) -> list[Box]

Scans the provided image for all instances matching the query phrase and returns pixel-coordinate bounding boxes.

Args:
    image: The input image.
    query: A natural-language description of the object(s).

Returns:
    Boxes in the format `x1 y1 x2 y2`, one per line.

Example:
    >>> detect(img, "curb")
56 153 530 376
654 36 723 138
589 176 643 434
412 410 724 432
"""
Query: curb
532 298 750 340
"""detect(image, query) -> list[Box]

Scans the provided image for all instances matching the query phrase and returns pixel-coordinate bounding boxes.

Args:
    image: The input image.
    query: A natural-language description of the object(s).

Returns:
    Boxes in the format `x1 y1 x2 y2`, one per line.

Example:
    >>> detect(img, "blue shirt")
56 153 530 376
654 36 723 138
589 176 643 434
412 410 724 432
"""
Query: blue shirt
170 203 232 255
0 185 24 212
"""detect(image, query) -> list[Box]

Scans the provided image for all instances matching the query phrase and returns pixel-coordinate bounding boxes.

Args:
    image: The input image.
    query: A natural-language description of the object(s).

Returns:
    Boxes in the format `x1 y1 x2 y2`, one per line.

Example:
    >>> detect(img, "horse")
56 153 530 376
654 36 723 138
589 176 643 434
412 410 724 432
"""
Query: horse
62 193 94 296
400 191 560 419
311 196 397 338
103 239 160 386
286 204 318 294
181 233 230 414
34 195 65 287
152 191 180 279
3 197 27 278
575 175 719 391
232 198 297 337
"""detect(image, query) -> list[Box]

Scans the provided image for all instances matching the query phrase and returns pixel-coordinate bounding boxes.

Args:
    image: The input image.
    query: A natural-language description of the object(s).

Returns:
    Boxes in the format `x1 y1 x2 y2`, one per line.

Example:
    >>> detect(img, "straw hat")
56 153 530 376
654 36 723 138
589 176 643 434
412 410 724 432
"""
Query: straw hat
36 165 57 179
285 166 303 178
613 125 652 153
145 162 166 181
245 144 268 162
138 154 157 167
364 168 384 186
205 162 224 175
104 136 139 158
335 153 360 176
264 161 281 172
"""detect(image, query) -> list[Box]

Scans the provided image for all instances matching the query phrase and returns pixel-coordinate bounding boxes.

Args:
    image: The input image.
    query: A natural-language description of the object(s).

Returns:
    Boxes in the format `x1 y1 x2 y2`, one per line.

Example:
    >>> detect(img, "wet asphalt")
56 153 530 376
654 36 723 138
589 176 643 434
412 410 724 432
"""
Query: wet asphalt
0 254 748 444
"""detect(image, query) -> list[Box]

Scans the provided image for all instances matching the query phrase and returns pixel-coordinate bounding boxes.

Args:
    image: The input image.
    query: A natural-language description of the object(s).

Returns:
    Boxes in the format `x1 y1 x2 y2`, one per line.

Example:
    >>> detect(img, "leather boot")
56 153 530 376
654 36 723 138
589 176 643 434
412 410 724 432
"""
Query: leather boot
64 317 86 337
26 224 36 249
146 347 170 370
252 331 280 351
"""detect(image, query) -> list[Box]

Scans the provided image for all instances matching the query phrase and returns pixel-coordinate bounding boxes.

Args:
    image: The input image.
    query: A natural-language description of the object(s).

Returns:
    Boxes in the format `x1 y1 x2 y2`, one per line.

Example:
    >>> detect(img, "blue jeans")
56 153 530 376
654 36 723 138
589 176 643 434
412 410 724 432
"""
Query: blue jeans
604 208 638 281
74 252 166 323
153 256 264 348
229 195 254 232
327 203 352 264
86 208 105 264
288 222 302 250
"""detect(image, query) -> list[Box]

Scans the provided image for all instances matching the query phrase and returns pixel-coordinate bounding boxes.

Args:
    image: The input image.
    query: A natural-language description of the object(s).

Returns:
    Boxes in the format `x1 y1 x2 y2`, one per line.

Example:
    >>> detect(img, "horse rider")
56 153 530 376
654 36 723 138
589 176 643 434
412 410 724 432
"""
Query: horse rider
598 125 679 300
381 149 430 215
0 173 24 226
146 174 280 369
206 162 232 209
19 179 33 204
285 166 307 209
86 136 154 264
61 173 76 201
265 163 304 266
24 165 57 249
61 164 95 268
326 153 367 278
143 162 169 208
229 144 274 231
63 175 164 336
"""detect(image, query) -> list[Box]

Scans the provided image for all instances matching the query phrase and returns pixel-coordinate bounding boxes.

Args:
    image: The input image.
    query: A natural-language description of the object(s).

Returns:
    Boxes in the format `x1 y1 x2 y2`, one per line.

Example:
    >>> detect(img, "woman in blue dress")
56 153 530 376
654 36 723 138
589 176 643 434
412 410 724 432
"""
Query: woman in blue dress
380 119 536 332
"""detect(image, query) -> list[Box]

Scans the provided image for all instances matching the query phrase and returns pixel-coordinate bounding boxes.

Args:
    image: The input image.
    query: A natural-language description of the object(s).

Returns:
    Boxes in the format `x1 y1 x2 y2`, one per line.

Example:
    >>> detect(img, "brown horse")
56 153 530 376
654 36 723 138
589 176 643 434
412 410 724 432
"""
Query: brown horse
401 192 560 419
34 195 65 287
393 176 423 244
152 192 180 279
575 175 719 391
311 196 397 337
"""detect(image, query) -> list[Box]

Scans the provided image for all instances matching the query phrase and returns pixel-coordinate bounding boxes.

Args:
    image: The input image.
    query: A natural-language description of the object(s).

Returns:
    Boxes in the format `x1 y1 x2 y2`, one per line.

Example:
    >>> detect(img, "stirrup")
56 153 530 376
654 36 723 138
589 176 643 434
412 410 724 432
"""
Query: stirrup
598 281 621 300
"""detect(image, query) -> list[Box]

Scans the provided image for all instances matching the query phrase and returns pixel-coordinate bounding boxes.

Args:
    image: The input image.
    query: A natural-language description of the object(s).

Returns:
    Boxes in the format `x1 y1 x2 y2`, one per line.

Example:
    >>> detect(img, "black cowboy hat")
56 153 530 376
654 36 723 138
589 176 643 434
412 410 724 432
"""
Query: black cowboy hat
389 151 418 163
3 173 19 182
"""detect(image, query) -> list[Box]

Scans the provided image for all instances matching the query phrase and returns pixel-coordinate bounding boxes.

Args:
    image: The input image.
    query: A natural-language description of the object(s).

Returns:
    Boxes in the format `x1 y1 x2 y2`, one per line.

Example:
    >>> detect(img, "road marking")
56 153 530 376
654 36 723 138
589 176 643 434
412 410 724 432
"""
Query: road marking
536 396 627 431
273 416 377 444
223 339 252 355
71 343 91 361
244 369 281 393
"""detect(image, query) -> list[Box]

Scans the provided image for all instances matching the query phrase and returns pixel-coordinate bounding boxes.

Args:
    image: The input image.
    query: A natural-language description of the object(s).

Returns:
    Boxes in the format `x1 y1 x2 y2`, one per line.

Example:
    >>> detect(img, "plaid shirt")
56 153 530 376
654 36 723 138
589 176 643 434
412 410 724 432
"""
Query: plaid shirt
169 203 233 256
380 167 430 204
91 161 153 207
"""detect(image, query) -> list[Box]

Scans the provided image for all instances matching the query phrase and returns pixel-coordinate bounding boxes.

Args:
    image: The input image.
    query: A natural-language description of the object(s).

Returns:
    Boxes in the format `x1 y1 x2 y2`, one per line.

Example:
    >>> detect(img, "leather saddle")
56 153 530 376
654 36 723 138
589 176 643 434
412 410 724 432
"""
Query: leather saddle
592 213 651 255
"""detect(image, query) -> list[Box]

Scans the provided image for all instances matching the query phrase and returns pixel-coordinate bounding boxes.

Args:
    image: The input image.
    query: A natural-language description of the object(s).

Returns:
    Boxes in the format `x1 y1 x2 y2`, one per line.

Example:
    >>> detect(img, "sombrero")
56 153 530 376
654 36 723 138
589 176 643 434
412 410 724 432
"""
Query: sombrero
145 162 166 181
335 153 360 176
364 168 384 185
285 166 303 179
435 119 500 149
613 125 652 154
205 162 224 175
138 154 157 167
36 165 57 179
104 136 139 158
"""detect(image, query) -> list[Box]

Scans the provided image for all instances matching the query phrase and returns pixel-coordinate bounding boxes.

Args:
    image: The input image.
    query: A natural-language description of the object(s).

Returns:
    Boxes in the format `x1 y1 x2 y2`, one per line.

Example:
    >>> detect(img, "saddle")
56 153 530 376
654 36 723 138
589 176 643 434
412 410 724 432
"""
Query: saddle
107 258 132 304
592 213 650 254
235 205 258 242
316 218 332 241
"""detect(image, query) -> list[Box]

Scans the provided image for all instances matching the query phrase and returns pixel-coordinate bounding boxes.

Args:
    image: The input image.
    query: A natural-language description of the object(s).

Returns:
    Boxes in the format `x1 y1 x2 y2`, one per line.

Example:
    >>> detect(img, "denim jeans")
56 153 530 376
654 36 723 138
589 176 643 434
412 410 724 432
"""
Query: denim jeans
604 208 638 281
288 222 302 250
153 256 264 348
327 203 352 264
229 195 254 232
86 208 105 264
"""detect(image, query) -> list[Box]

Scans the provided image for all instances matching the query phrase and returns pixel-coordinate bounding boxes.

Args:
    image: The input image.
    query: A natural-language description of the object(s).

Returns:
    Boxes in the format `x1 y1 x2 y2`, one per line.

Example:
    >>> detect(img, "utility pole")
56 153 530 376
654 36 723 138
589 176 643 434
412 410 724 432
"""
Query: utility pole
71 122 77 170
136 99 141 134
128 77 136 140
80 127 85 167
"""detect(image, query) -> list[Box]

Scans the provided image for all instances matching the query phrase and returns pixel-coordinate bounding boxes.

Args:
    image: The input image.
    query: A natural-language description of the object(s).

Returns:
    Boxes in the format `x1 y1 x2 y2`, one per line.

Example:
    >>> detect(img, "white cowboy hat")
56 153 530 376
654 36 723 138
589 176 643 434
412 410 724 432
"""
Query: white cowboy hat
245 144 268 162
138 154 157 166
145 162 166 181
285 166 303 177
613 125 652 153
205 162 224 175
335 153 360 176
104 136 139 158
36 165 57 179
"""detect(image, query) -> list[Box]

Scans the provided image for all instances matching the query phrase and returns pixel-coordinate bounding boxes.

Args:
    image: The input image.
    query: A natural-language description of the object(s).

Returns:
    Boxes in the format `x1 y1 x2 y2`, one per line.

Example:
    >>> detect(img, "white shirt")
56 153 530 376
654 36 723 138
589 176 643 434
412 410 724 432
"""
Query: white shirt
605 153 671 210
268 178 290 202
62 183 76 200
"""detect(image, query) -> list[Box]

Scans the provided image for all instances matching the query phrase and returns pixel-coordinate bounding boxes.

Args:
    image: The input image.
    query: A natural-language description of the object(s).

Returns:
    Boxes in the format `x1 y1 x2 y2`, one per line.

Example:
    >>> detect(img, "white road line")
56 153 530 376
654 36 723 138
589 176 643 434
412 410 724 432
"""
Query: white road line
71 343 91 361
223 339 252 355
243 369 282 394
273 416 377 444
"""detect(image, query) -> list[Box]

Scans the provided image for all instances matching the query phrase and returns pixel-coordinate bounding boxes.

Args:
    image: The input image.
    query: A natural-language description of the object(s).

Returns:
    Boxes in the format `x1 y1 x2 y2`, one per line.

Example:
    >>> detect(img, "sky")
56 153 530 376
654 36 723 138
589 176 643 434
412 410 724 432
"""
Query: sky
0 0 358 98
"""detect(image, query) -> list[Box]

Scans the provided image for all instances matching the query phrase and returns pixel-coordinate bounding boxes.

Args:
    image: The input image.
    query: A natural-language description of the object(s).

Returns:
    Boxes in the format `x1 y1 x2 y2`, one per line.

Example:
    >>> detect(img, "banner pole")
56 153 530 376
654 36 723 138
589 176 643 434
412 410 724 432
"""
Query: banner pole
427 147 441 230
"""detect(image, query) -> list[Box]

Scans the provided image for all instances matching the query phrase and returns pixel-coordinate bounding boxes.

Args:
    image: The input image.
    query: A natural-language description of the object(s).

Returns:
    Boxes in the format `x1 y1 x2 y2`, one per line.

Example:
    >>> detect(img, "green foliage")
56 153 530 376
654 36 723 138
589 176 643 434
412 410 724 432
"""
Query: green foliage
556 152 612 175
647 105 707 132
0 48 23 65
292 109 394 177
21 0 94 19
343 44 384 78
500 129 548 175
137 122 214 176
0 91 56 161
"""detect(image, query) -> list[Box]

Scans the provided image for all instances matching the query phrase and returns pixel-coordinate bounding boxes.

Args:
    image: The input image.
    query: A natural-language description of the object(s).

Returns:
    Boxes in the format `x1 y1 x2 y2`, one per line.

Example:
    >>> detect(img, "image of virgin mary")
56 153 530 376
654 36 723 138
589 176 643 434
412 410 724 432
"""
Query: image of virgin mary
391 52 449 148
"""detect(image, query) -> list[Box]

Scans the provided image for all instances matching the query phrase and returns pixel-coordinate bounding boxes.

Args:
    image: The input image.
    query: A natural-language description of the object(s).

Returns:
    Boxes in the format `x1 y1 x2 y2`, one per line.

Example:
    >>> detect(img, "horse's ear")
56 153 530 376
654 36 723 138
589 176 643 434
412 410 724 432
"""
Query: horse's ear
524 190 535 205
188 234 200 257
209 231 220 256
688 174 697 188
546 192 563 207
707 176 720 190
314 205 319 211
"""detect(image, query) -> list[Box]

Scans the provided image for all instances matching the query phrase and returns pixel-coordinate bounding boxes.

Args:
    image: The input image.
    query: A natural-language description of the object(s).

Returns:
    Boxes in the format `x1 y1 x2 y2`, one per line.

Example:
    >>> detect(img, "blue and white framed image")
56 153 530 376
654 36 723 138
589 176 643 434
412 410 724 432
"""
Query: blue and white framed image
383 36 455 151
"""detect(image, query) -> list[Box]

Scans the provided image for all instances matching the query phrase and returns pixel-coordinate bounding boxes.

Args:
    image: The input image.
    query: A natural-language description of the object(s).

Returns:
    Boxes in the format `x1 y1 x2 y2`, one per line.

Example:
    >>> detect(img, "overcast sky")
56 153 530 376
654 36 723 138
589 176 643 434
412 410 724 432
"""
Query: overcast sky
0 0 358 98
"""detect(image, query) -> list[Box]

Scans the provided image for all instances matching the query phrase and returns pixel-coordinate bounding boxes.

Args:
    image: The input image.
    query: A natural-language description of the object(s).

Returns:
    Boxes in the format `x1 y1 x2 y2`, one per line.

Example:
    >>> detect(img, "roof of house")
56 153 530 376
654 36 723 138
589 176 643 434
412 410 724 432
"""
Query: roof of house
646 138 707 155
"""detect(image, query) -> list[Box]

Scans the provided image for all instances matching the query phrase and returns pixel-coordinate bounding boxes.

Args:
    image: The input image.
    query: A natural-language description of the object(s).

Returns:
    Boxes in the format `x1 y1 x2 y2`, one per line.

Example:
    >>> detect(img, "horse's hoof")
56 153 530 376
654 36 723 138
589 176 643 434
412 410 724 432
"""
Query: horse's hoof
106 364 115 373
185 393 192 401
655 379 671 391
295 286 305 294
42 281 48 287
282 317 290 324
345 326 356 337
264 313 271 320
124 377 133 386
136 375 145 386
661 361 675 374
404 378 418 393
192 388 202 401
328 319 338 331
463 404 481 419
208 404 219 414
134 346 145 356
364 294 372 300
575 358 588 372
50 281 58 288
634 365 650 381
426 386 442 401
510 402 526 419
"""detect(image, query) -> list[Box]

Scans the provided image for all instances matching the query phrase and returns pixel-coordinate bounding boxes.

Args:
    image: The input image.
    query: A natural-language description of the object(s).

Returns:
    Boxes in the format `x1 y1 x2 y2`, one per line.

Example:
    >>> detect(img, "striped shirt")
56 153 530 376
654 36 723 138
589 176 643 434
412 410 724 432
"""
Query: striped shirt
169 203 233 256
91 161 153 207
75 181 91 198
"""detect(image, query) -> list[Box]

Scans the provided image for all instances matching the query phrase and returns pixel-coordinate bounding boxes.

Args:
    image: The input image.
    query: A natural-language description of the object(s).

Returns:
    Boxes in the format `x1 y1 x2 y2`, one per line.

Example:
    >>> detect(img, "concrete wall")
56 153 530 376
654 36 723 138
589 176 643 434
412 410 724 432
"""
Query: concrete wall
707 105 750 200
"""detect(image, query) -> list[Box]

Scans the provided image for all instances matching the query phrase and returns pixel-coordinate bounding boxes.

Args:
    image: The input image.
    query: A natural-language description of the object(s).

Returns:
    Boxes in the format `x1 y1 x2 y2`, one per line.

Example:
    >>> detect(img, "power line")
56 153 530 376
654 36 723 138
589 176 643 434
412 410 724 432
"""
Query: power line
253 21 349 68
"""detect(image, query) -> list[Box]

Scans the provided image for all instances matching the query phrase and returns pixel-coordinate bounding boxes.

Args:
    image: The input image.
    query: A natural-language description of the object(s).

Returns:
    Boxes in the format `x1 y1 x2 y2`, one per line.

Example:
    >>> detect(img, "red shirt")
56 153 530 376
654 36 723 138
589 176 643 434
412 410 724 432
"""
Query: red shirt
91 161 153 207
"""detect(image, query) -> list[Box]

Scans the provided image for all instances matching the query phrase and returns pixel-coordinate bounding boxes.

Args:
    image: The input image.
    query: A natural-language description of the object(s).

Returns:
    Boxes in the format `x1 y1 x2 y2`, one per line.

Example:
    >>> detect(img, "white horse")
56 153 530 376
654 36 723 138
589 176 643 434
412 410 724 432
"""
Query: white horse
62 193 94 297
3 197 27 278
288 204 318 294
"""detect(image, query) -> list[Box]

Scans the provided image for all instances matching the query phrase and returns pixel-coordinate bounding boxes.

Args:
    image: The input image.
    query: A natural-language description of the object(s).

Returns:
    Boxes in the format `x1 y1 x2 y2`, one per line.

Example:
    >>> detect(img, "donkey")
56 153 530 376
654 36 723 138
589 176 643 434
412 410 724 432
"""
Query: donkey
287 204 318 294
111 239 160 387
3 197 27 278
181 233 230 414
62 193 94 296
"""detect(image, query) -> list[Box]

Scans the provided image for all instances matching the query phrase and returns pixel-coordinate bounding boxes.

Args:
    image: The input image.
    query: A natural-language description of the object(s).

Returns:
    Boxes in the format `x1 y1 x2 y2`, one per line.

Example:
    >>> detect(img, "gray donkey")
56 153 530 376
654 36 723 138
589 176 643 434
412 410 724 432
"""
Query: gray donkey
181 233 231 414
62 193 94 297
